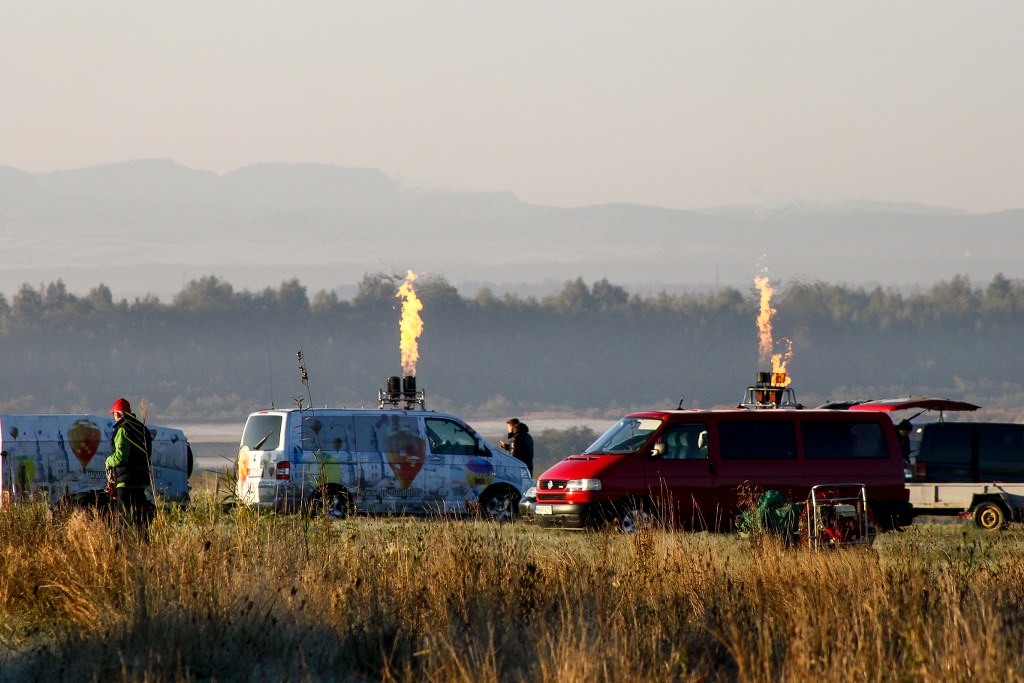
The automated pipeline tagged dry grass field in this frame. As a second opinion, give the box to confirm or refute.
[2,477,1023,682]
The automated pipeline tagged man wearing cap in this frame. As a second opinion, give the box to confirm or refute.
[104,397,154,526]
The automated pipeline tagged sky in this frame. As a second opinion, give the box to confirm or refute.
[1,2,1022,214]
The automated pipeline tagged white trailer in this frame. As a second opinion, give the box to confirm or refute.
[0,414,192,507]
[906,481,1024,531]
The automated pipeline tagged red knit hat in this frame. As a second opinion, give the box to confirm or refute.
[110,397,131,414]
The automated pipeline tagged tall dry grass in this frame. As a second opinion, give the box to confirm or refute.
[1,495,1023,682]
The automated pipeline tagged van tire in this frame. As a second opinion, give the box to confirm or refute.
[308,486,350,520]
[974,501,1007,531]
[618,499,656,533]
[479,486,520,523]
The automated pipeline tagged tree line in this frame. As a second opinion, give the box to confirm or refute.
[1,273,1022,421]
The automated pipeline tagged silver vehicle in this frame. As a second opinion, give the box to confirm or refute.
[0,413,192,506]
[236,406,531,521]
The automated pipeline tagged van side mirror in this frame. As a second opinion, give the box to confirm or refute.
[651,442,666,458]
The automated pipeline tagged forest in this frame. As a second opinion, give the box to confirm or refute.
[0,273,1022,422]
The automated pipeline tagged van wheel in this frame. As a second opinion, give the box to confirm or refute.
[618,500,656,533]
[309,487,350,520]
[479,487,520,523]
[974,501,1007,531]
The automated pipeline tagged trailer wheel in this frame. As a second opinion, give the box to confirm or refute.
[973,501,1007,531]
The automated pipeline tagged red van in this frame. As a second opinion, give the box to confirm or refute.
[530,408,913,532]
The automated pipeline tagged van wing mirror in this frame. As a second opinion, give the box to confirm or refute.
[651,442,666,458]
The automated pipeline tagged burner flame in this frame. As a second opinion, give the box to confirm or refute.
[755,275,775,363]
[396,270,423,376]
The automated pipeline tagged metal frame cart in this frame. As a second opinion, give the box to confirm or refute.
[803,483,876,549]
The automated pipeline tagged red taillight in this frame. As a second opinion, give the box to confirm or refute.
[915,462,926,479]
[276,461,291,480]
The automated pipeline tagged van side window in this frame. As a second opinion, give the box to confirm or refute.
[241,415,283,451]
[802,421,889,459]
[300,415,355,452]
[654,424,709,459]
[918,424,972,481]
[425,418,481,456]
[719,420,796,459]
[352,414,421,453]
[979,425,1024,480]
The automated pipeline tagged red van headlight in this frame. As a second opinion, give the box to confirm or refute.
[567,478,602,492]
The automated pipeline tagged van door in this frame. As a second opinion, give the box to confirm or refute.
[644,421,717,529]
[712,417,800,519]
[237,413,286,507]
[423,416,490,514]
[351,413,426,513]
[295,413,359,502]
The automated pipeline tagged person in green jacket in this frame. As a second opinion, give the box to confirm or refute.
[105,397,154,526]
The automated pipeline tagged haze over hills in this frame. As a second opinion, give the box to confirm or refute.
[1,159,1021,299]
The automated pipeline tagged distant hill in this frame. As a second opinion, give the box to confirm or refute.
[1,160,1020,298]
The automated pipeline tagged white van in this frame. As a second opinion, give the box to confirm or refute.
[0,414,192,507]
[235,408,532,520]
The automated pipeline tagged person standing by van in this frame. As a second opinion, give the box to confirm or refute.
[105,397,154,527]
[896,419,914,467]
[499,417,534,477]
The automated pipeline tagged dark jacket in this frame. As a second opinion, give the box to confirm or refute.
[105,412,153,487]
[507,423,534,475]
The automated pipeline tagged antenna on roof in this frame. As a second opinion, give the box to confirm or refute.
[296,349,323,453]
[268,348,275,410]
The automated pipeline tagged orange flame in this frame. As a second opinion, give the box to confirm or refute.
[396,270,424,376]
[771,338,793,387]
[754,275,775,362]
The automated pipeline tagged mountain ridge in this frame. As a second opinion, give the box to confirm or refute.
[1,160,1020,298]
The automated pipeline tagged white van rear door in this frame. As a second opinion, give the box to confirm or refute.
[237,413,285,505]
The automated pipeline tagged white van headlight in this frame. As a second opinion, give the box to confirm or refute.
[567,478,602,492]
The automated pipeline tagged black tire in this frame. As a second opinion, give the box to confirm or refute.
[974,501,1007,531]
[618,498,656,533]
[308,486,350,520]
[479,487,520,523]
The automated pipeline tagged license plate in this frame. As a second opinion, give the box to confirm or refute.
[535,505,553,515]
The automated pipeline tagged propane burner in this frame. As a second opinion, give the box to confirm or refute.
[380,375,426,409]
[739,371,800,409]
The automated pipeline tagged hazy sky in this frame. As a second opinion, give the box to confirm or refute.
[2,2,1021,213]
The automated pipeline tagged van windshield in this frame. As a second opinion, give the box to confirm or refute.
[241,415,284,451]
[584,417,663,454]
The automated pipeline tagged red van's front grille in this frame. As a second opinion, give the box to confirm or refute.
[537,479,568,503]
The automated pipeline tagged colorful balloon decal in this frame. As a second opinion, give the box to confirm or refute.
[67,419,102,472]
[9,427,18,439]
[465,457,495,488]
[383,418,425,489]
[237,447,251,483]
